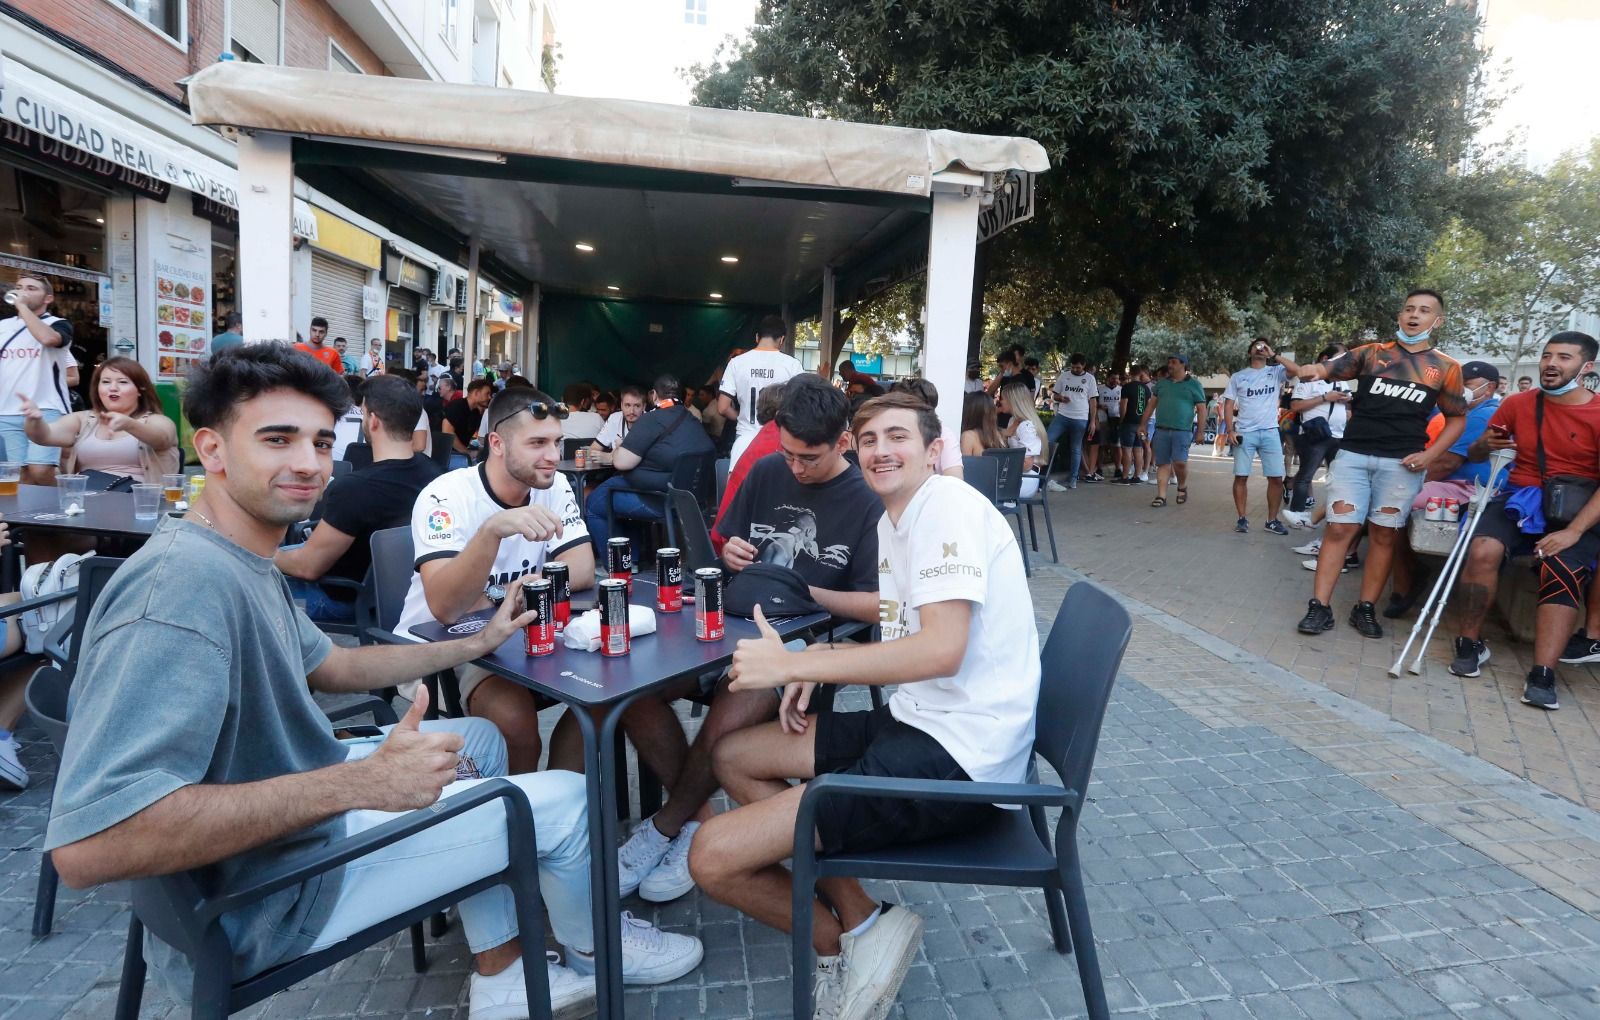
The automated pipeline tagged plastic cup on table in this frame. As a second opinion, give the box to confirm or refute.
[57,474,88,514]
[0,462,19,497]
[162,473,184,504]
[132,484,162,520]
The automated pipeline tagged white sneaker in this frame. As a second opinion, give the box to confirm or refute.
[1280,510,1313,530]
[639,821,698,903]
[1046,479,1068,492]
[1291,538,1322,556]
[569,912,704,985]
[469,953,596,1020]
[0,736,26,791]
[813,955,846,1020]
[837,905,924,1020]
[1138,472,1149,483]
[616,818,671,898]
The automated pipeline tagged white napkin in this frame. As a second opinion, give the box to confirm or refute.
[562,605,657,651]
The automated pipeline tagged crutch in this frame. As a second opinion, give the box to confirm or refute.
[1389,448,1515,677]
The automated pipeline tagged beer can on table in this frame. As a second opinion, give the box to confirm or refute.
[522,578,556,656]
[694,567,725,641]
[656,547,683,613]
[606,537,634,592]
[542,561,572,633]
[598,577,631,656]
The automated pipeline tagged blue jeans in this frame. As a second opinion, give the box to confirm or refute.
[1325,451,1425,529]
[584,473,664,552]
[309,718,595,955]
[0,410,63,465]
[285,576,357,623]
[1047,415,1087,481]
[1231,429,1285,478]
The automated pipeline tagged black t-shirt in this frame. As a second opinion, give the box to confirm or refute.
[421,393,445,434]
[1000,369,1037,393]
[715,454,883,593]
[619,403,715,490]
[320,454,444,595]
[442,397,479,450]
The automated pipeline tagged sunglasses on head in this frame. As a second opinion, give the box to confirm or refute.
[492,400,570,432]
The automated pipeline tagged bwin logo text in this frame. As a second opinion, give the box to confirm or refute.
[1370,378,1427,403]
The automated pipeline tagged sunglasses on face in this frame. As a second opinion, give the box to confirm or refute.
[491,400,570,432]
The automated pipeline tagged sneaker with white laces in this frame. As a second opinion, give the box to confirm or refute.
[1046,479,1068,492]
[639,821,698,903]
[812,955,846,1020]
[616,818,671,898]
[1280,510,1313,529]
[0,736,26,791]
[469,953,596,1020]
[568,912,704,985]
[837,904,924,1020]
[1291,537,1322,556]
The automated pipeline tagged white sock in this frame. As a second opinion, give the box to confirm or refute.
[845,906,881,938]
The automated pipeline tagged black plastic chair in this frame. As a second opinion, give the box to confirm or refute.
[430,430,455,470]
[713,457,731,507]
[113,777,552,1020]
[368,527,463,719]
[561,437,589,460]
[983,447,1032,577]
[666,486,719,574]
[1018,441,1062,563]
[342,443,373,472]
[331,460,354,479]
[604,450,716,553]
[961,454,998,502]
[789,581,1132,1020]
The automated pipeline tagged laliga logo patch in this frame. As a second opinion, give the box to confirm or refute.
[427,508,453,533]
[447,618,487,635]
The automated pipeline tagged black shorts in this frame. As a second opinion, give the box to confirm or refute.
[1101,420,1121,447]
[811,705,998,855]
[1473,496,1600,560]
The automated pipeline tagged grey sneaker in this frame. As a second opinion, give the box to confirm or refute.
[1522,667,1560,710]
[1264,519,1289,536]
[1449,637,1490,678]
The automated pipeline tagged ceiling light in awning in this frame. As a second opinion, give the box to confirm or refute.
[606,285,620,291]
[575,242,595,252]
[709,292,723,300]
[720,255,739,263]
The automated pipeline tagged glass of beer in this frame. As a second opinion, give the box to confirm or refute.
[162,473,184,503]
[0,462,19,497]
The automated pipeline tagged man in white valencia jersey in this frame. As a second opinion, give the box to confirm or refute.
[719,314,804,468]
[0,274,78,485]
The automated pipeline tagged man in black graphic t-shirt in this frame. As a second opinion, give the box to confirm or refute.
[613,374,883,905]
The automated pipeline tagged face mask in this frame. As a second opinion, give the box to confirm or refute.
[1542,377,1581,396]
[1395,327,1432,347]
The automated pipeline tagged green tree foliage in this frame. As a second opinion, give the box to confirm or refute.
[689,0,1489,372]
[1426,140,1600,377]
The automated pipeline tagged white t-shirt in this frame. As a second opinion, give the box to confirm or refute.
[397,464,590,638]
[720,348,804,439]
[0,315,75,414]
[882,475,1041,789]
[415,410,432,457]
[1009,419,1043,459]
[1222,364,1287,434]
[938,424,962,473]
[964,378,986,394]
[594,411,632,450]
[1292,379,1351,438]
[332,407,363,461]
[1049,370,1099,421]
[1101,384,1122,420]
[562,410,606,441]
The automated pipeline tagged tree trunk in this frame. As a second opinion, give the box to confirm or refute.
[1112,288,1143,375]
[966,240,990,366]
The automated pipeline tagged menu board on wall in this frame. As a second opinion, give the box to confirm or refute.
[153,253,211,380]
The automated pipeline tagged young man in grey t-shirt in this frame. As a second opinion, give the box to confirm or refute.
[45,343,701,1014]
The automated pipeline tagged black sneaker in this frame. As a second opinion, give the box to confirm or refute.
[1348,601,1383,639]
[1264,520,1289,536]
[1382,591,1419,619]
[1559,629,1600,664]
[1449,636,1490,677]
[1345,550,1360,568]
[1522,667,1560,710]
[1235,517,1250,534]
[1297,599,1335,634]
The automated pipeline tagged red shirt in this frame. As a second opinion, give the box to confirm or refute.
[711,420,782,553]
[295,342,344,373]
[1487,390,1600,489]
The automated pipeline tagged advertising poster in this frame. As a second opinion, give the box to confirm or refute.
[153,248,211,380]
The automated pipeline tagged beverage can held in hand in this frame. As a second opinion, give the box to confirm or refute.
[656,547,683,613]
[598,577,630,656]
[542,560,571,634]
[606,536,633,592]
[694,567,724,641]
[522,578,556,656]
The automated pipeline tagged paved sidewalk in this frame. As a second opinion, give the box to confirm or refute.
[2,540,1600,1016]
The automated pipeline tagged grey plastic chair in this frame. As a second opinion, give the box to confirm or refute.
[961,454,998,502]
[983,447,1032,577]
[1017,441,1062,562]
[789,581,1132,1020]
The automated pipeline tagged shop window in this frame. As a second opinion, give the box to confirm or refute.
[683,0,706,25]
[108,0,184,44]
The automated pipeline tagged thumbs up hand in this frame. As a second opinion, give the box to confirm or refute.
[360,686,465,811]
[729,604,793,692]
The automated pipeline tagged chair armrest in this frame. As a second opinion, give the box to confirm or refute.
[324,695,398,727]
[315,576,366,595]
[197,779,530,923]
[0,587,78,620]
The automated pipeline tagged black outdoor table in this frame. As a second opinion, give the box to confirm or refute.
[556,458,613,489]
[0,484,163,540]
[383,577,830,1019]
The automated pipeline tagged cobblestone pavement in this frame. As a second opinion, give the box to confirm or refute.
[3,516,1600,1017]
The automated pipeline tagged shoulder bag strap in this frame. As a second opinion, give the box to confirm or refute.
[1536,392,1548,483]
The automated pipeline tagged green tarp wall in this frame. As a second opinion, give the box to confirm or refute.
[537,295,764,396]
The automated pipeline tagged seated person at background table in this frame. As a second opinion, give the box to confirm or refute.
[1,273,81,487]
[615,374,882,905]
[41,343,704,1017]
[690,393,1040,1020]
[17,356,179,484]
[386,369,435,458]
[399,386,599,776]
[584,373,715,552]
[589,386,644,457]
[711,384,786,551]
[443,378,494,469]
[277,376,442,622]
[890,378,962,479]
[593,390,616,423]
[961,391,1006,457]
[560,382,606,442]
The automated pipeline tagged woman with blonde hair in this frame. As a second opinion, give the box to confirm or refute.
[997,380,1048,499]
[18,357,179,483]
